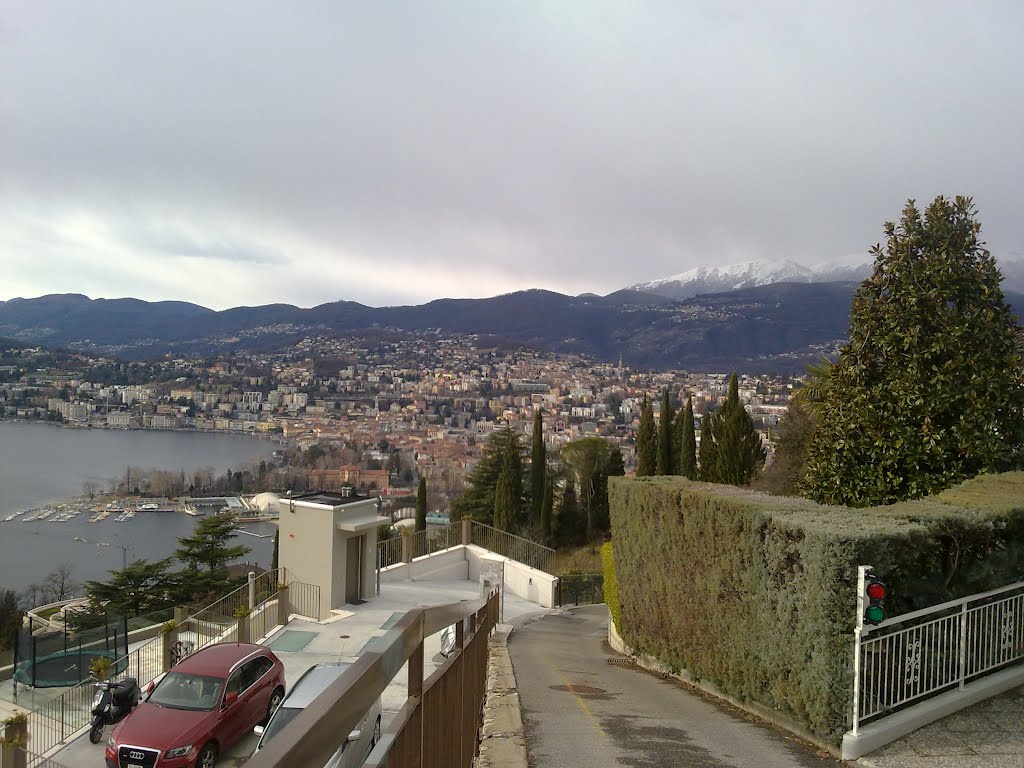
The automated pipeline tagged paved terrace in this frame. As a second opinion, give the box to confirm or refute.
[53,580,552,767]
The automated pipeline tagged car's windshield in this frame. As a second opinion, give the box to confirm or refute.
[260,707,301,745]
[148,672,225,711]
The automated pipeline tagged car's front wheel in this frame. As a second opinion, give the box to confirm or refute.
[196,742,217,768]
[264,686,285,725]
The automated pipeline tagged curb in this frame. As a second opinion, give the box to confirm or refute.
[476,624,528,768]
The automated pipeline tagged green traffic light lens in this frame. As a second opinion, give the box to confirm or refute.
[865,605,886,624]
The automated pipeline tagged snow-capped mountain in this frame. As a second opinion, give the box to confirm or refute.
[627,253,1024,301]
[626,257,870,300]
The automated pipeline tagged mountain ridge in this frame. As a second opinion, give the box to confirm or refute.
[1,283,1021,372]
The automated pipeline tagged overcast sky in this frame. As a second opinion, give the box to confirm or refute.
[2,2,1022,310]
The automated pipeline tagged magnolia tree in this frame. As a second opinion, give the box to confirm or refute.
[802,196,1024,506]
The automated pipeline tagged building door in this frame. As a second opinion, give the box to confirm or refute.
[345,535,362,603]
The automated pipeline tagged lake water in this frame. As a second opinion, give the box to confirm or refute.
[0,421,278,593]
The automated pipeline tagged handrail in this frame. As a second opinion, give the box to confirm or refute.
[245,592,497,768]
[470,521,556,557]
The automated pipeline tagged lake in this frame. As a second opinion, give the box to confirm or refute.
[0,421,278,593]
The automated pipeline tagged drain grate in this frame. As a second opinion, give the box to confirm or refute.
[549,684,607,695]
[606,657,635,668]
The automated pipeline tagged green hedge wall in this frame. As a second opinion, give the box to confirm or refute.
[608,472,1024,744]
[601,542,621,634]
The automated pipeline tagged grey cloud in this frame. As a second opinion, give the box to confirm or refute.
[1,1,1022,308]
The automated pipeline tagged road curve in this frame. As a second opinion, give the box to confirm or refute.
[508,605,846,768]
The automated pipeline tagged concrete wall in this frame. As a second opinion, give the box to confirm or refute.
[278,500,335,617]
[379,546,469,583]
[382,544,558,608]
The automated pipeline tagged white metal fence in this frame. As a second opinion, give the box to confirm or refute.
[853,579,1024,732]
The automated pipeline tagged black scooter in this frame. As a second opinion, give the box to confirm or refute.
[89,677,142,744]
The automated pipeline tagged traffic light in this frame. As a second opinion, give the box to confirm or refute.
[859,566,887,627]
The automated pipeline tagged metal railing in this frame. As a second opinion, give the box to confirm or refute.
[182,569,284,648]
[377,536,403,569]
[852,579,1024,732]
[470,522,556,573]
[246,589,500,768]
[376,520,557,576]
[23,569,292,757]
[285,580,324,621]
[557,574,604,607]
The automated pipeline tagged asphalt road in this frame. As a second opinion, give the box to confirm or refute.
[508,605,846,768]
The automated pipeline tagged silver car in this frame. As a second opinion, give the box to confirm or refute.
[253,662,382,767]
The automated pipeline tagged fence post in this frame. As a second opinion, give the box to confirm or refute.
[462,518,471,547]
[248,571,256,611]
[276,584,290,627]
[958,602,968,689]
[401,529,412,564]
[2,716,28,768]
[162,624,180,673]
[237,613,250,644]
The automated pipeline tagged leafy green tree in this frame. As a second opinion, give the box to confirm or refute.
[753,399,816,496]
[802,196,1024,505]
[674,396,698,478]
[560,437,623,540]
[554,479,583,546]
[493,450,516,532]
[656,388,674,475]
[0,589,23,652]
[530,409,546,524]
[82,558,174,619]
[699,373,766,485]
[635,395,656,476]
[415,477,427,532]
[174,513,250,600]
[450,427,524,525]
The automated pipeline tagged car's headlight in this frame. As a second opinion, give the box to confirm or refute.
[107,735,115,749]
[165,745,193,759]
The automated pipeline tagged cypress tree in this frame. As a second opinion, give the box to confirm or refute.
[698,373,765,485]
[530,409,546,523]
[802,196,1024,505]
[656,388,674,475]
[415,477,427,532]
[636,395,657,476]
[493,450,516,532]
[675,396,697,478]
[540,473,553,540]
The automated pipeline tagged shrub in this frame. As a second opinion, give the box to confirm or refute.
[601,542,620,634]
[609,472,1024,745]
[89,655,113,681]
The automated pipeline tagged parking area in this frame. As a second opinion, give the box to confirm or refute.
[53,580,551,766]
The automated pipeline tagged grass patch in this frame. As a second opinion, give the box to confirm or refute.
[552,542,607,574]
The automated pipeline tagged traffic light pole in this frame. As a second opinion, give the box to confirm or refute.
[852,565,870,736]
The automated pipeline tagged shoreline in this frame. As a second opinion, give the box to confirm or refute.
[0,416,287,444]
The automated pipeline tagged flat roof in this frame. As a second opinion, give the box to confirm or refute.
[290,491,374,506]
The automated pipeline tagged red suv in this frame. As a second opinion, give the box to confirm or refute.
[105,643,285,768]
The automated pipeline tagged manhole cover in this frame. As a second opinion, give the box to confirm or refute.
[549,684,606,695]
[607,657,635,668]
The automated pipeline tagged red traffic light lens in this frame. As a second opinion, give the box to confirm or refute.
[866,581,886,600]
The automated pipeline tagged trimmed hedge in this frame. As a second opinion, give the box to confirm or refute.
[608,472,1024,744]
[601,542,621,634]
